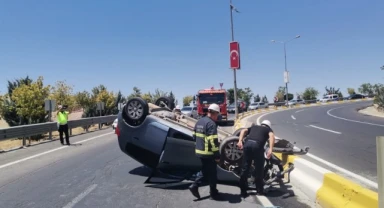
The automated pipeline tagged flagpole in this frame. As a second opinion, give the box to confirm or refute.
[230,0,239,119]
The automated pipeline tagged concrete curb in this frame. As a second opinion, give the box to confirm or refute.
[235,98,378,208]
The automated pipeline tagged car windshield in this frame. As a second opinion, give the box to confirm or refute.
[199,93,225,104]
[181,107,192,111]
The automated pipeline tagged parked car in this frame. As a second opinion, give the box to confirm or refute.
[347,94,365,100]
[287,99,305,106]
[112,118,118,130]
[319,94,339,102]
[247,102,268,111]
[180,106,198,118]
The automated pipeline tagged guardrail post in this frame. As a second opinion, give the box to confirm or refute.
[22,137,26,148]
[69,128,72,136]
[377,136,384,208]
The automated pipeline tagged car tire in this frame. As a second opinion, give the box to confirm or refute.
[219,136,243,165]
[123,97,149,126]
[155,96,175,110]
[232,128,246,137]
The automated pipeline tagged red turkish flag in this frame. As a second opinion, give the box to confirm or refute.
[229,41,240,69]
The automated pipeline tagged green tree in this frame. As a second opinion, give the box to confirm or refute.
[0,76,34,127]
[374,84,384,107]
[127,87,142,99]
[253,94,261,102]
[347,88,356,96]
[183,95,194,106]
[324,86,340,95]
[49,80,75,110]
[275,86,293,101]
[11,76,50,125]
[262,95,269,103]
[75,91,97,118]
[169,91,175,101]
[152,88,168,103]
[227,88,245,104]
[141,92,153,103]
[302,87,319,100]
[96,89,116,115]
[240,87,253,108]
[358,83,374,96]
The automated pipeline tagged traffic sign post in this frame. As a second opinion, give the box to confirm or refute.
[97,102,105,129]
[44,99,56,140]
[284,71,290,83]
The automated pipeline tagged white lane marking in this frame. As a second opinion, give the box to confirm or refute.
[255,194,274,207]
[308,125,341,134]
[62,184,98,208]
[327,106,384,127]
[295,109,306,113]
[291,115,296,120]
[306,153,378,189]
[0,132,114,170]
[254,111,378,189]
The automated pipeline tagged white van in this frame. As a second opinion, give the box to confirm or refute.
[319,94,339,102]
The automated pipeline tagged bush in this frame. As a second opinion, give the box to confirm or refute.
[374,84,384,108]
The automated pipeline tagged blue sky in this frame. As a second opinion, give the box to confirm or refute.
[0,0,383,104]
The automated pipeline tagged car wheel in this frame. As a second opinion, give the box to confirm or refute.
[123,97,149,126]
[155,96,175,110]
[219,136,243,165]
[232,128,246,137]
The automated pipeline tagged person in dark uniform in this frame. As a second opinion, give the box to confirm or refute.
[237,120,275,197]
[189,103,221,200]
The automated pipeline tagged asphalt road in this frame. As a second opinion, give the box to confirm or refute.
[0,127,315,208]
[250,100,382,189]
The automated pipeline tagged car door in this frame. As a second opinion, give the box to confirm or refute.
[157,128,202,172]
[146,128,202,184]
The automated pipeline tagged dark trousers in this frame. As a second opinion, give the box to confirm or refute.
[191,158,218,194]
[239,140,265,192]
[58,124,70,145]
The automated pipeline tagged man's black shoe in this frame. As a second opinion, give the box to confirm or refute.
[189,186,200,199]
[240,191,248,198]
[210,191,221,200]
[257,190,267,196]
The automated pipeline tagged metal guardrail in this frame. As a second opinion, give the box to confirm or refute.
[0,115,117,145]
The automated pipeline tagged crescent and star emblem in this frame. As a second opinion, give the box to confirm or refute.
[230,50,239,60]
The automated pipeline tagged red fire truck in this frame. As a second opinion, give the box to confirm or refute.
[195,87,229,125]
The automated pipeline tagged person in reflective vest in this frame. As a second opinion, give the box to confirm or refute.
[57,105,70,145]
[189,103,222,200]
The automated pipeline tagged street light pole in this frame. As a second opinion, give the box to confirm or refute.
[271,35,301,105]
[284,43,288,105]
[230,0,239,118]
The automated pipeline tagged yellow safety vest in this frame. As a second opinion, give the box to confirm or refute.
[193,117,220,159]
[57,111,69,125]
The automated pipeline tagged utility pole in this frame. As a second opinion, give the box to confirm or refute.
[271,35,301,105]
[230,0,239,118]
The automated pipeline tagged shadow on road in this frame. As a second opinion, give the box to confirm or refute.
[129,166,152,177]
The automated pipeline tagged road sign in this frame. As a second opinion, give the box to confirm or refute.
[118,103,124,110]
[284,71,290,83]
[44,100,56,111]
[230,41,241,69]
[96,102,105,111]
